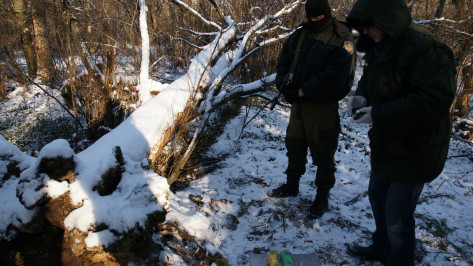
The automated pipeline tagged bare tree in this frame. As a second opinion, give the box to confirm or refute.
[435,0,447,18]
[451,0,472,116]
[12,0,37,77]
[31,0,55,83]
[414,0,472,116]
[161,0,304,185]
[62,0,103,83]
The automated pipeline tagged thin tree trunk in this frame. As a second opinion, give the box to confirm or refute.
[452,0,468,21]
[139,0,150,84]
[32,0,55,83]
[12,0,37,78]
[452,0,473,116]
[148,1,162,58]
[63,0,103,86]
[434,0,447,18]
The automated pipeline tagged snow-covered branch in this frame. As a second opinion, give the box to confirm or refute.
[415,17,473,38]
[255,25,293,35]
[139,0,150,83]
[165,1,304,186]
[171,0,222,31]
[417,16,473,25]
[172,37,207,50]
[180,28,219,37]
[201,1,304,114]
[209,74,277,113]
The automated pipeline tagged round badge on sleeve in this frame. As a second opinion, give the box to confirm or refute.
[343,41,354,56]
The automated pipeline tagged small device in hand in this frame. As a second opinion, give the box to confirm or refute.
[353,108,366,120]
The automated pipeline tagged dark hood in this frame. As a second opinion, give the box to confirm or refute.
[305,0,332,19]
[347,0,412,40]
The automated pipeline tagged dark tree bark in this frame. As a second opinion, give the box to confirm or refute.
[434,0,447,18]
[12,0,37,78]
[451,0,473,116]
[32,0,55,83]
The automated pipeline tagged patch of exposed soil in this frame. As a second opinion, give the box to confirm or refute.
[0,225,63,266]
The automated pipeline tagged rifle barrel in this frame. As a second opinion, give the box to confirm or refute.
[269,73,290,110]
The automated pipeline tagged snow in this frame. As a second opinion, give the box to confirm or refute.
[0,135,38,231]
[0,21,237,247]
[163,102,473,265]
[85,230,118,248]
[1,49,472,266]
[38,139,74,159]
[138,0,155,104]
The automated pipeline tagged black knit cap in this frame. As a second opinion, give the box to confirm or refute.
[305,0,332,18]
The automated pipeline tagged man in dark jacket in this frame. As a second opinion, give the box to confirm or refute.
[268,0,355,220]
[345,0,456,265]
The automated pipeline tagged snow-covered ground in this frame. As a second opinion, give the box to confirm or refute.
[163,100,473,265]
[1,73,472,265]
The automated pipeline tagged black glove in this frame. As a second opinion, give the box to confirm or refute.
[281,84,298,104]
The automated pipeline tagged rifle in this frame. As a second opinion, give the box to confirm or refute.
[269,73,291,110]
[239,73,291,137]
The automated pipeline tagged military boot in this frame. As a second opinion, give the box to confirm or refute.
[307,187,330,219]
[268,176,300,198]
[346,244,387,264]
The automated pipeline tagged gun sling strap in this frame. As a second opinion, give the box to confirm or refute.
[288,28,307,84]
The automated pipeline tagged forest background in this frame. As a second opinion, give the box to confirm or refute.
[1,0,472,161]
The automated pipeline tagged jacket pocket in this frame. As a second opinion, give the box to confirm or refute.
[369,128,411,160]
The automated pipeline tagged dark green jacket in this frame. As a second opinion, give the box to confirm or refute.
[275,19,355,103]
[347,0,457,183]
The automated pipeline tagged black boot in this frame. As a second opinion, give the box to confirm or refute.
[268,176,299,198]
[346,244,387,264]
[307,187,330,219]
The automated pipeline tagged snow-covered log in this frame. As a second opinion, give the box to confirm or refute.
[0,1,304,264]
[165,0,304,184]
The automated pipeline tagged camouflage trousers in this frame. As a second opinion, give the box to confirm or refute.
[285,101,340,189]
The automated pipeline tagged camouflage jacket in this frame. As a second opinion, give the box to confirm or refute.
[275,19,355,104]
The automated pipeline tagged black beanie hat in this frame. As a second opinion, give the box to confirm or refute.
[305,0,332,18]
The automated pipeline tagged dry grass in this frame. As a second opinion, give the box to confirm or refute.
[0,0,471,176]
[148,99,199,179]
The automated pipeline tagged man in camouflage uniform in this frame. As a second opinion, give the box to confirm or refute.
[268,0,355,220]
[345,0,456,265]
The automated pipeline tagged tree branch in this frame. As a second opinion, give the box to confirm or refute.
[416,18,473,38]
[170,0,222,31]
